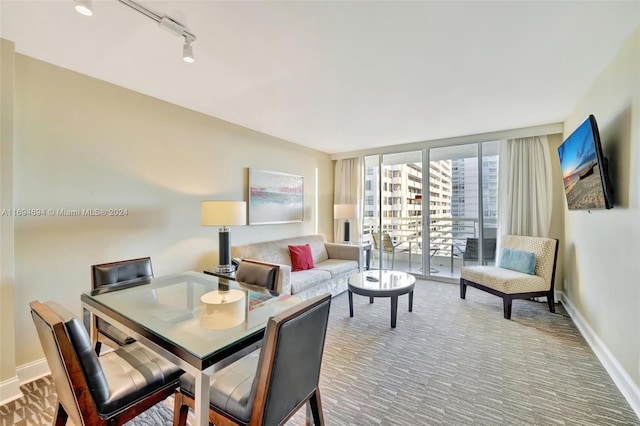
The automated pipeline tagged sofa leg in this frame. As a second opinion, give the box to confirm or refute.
[547,293,556,313]
[460,281,467,299]
[503,297,512,320]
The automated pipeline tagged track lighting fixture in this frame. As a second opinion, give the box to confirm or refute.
[74,0,93,16]
[74,0,196,62]
[182,38,195,63]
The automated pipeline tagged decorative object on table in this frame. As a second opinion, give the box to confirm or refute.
[201,200,247,273]
[248,169,304,225]
[30,300,183,426]
[334,203,358,243]
[174,293,332,426]
[200,289,246,329]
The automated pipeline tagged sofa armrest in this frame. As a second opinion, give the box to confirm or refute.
[325,243,361,265]
[277,264,292,295]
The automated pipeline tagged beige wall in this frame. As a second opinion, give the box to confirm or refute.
[0,40,16,385]
[7,54,334,368]
[561,28,640,387]
[547,133,566,292]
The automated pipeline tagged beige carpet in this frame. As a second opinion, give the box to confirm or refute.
[2,279,638,425]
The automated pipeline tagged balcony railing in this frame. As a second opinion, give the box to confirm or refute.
[362,215,497,276]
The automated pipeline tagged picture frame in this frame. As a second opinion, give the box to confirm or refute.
[249,169,304,225]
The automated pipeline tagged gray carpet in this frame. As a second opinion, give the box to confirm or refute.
[2,279,638,425]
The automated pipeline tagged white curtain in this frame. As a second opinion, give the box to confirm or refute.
[334,158,362,244]
[498,135,552,238]
[498,136,553,303]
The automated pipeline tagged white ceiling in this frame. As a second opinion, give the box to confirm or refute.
[2,1,639,154]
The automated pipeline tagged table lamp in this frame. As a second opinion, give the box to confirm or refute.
[201,201,246,273]
[334,204,358,243]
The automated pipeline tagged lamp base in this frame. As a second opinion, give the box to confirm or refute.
[343,220,351,243]
[214,264,236,273]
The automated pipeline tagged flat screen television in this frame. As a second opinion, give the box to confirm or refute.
[557,114,613,210]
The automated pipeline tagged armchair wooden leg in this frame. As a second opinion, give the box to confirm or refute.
[547,293,556,313]
[460,280,467,299]
[309,389,325,426]
[53,401,68,426]
[503,297,512,320]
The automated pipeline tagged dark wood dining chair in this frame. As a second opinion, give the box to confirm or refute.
[85,257,153,355]
[235,259,280,292]
[173,293,332,426]
[30,300,183,426]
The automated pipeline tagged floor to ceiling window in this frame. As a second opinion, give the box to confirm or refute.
[361,141,499,281]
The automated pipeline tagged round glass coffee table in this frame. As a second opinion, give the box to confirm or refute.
[348,270,416,328]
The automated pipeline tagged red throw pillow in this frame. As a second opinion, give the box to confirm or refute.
[289,244,314,271]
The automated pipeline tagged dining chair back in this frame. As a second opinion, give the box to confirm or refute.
[86,257,153,354]
[235,259,280,292]
[174,293,332,426]
[30,300,182,425]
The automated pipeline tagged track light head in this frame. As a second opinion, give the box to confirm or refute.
[74,0,93,16]
[183,38,195,63]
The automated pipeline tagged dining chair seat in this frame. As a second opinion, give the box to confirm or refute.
[173,293,332,426]
[31,300,183,425]
[179,351,260,422]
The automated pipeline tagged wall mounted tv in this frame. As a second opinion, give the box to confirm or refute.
[558,114,613,210]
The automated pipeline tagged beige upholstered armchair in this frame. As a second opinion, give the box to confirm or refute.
[459,235,559,319]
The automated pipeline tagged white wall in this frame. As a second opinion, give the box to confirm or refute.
[560,27,640,395]
[8,53,334,371]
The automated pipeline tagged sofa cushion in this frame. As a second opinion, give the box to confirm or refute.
[499,248,536,275]
[290,269,332,294]
[461,265,548,294]
[289,244,315,271]
[314,259,359,278]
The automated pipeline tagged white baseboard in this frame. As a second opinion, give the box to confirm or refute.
[0,358,50,407]
[0,376,23,406]
[559,292,640,419]
[16,358,50,385]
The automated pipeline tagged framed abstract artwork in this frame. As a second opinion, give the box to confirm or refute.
[249,169,304,225]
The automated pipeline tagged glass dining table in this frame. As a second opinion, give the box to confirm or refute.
[81,271,301,426]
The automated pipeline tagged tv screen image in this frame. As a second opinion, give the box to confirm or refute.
[557,115,613,210]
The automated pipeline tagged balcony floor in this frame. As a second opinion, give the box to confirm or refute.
[369,252,494,281]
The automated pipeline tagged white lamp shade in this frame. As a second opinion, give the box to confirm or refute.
[201,201,246,226]
[334,204,358,220]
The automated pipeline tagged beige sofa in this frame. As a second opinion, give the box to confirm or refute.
[231,234,360,300]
